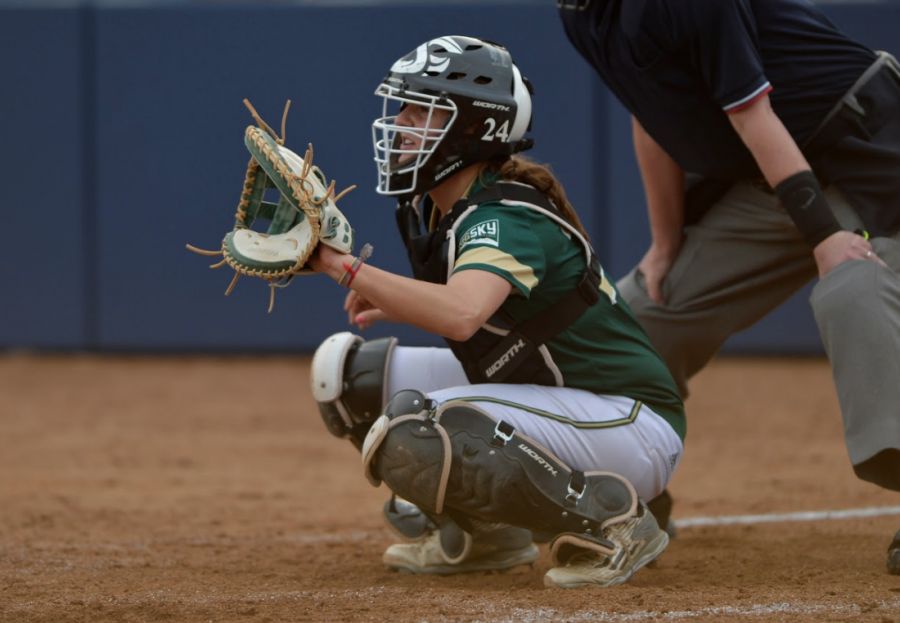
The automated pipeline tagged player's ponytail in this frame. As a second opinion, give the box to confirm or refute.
[481,156,590,242]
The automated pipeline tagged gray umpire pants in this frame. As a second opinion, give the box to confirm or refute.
[617,180,900,491]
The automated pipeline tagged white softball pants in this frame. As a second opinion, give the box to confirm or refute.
[384,345,683,502]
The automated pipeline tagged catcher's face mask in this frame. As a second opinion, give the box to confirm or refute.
[372,85,457,197]
[373,36,534,198]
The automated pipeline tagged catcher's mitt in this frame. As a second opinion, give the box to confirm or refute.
[187,99,357,312]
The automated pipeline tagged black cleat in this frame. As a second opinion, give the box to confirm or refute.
[646,489,677,539]
[888,529,900,575]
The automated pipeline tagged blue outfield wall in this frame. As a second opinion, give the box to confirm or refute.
[0,7,89,349]
[0,1,898,354]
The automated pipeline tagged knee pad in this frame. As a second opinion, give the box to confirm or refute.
[361,391,638,549]
[311,331,397,449]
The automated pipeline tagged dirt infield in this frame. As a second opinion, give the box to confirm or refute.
[2,353,900,622]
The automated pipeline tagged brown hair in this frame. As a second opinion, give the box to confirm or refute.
[480,155,590,241]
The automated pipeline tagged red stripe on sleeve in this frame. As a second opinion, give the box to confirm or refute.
[726,85,774,114]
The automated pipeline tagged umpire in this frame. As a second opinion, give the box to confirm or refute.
[558,0,900,573]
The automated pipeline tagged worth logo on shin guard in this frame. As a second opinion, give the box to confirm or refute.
[518,444,559,476]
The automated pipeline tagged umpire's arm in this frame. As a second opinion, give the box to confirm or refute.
[631,116,686,304]
[727,94,880,276]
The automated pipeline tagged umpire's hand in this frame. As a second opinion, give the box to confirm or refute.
[637,242,680,304]
[814,230,887,277]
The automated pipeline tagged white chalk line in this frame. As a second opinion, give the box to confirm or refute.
[676,504,900,528]
[483,598,900,622]
[286,504,900,542]
[8,505,899,554]
[5,588,900,622]
[470,598,900,622]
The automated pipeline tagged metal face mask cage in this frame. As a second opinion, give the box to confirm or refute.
[372,85,458,196]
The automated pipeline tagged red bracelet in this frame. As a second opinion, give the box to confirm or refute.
[338,244,373,288]
[340,261,362,287]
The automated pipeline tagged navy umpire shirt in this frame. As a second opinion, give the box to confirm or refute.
[559,0,875,180]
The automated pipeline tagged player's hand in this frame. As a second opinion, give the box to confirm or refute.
[637,242,680,304]
[344,290,390,330]
[307,243,348,279]
[813,230,887,278]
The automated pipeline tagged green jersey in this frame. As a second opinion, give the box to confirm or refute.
[451,192,686,440]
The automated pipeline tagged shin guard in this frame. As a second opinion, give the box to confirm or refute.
[362,392,638,551]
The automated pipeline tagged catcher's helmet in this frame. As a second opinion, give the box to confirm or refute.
[372,36,534,198]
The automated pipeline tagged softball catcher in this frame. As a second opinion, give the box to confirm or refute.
[307,36,686,588]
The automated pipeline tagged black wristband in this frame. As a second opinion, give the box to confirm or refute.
[773,171,842,247]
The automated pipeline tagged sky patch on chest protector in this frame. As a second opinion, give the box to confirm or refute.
[459,219,500,250]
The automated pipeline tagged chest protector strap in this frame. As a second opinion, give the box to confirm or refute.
[463,185,602,382]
